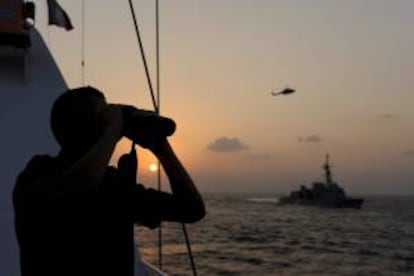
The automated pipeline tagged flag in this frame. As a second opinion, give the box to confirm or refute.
[47,0,74,31]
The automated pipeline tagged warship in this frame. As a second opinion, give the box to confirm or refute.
[280,155,364,209]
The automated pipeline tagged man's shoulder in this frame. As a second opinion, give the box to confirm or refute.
[24,155,55,174]
[16,155,55,184]
[28,154,55,166]
[14,155,56,205]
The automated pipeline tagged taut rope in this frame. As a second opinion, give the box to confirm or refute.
[127,1,198,275]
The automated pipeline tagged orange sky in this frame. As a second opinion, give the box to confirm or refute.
[35,0,414,194]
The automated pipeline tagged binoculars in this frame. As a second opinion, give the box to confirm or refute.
[120,105,176,142]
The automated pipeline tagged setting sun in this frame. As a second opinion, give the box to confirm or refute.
[149,163,158,172]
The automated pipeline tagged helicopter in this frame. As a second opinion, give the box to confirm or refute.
[271,87,296,96]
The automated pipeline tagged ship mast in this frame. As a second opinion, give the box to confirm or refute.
[324,154,333,185]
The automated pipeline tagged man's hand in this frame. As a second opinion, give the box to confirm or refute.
[118,147,138,184]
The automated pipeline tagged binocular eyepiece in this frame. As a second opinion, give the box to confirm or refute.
[120,105,176,142]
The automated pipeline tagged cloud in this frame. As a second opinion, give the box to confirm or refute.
[402,150,414,157]
[380,113,396,120]
[298,135,323,143]
[207,137,248,153]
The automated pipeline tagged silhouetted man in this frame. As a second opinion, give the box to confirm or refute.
[13,87,205,276]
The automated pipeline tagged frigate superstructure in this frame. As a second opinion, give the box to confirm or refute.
[280,155,364,209]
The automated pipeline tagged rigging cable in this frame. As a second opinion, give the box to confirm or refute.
[81,0,85,85]
[182,223,198,276]
[155,0,163,270]
[127,0,161,269]
[127,0,157,110]
[127,1,198,275]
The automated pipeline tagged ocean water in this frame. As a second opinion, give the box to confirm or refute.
[135,194,414,275]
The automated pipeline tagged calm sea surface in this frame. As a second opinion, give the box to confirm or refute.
[135,194,414,275]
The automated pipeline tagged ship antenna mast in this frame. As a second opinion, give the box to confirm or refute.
[324,154,333,185]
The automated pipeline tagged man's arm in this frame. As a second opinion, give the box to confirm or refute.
[147,140,206,224]
[58,105,124,189]
[17,105,124,199]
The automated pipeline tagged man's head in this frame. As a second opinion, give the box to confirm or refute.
[51,86,108,152]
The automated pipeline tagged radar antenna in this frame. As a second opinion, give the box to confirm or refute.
[324,154,333,185]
